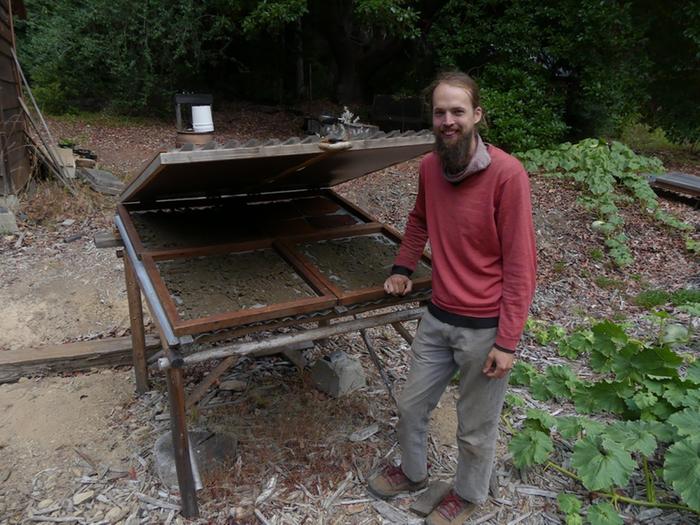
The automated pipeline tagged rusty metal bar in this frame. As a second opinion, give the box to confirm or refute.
[115,214,185,348]
[123,255,149,394]
[157,307,425,370]
[165,362,199,517]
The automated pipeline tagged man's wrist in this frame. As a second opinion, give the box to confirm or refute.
[494,343,515,354]
[391,265,413,277]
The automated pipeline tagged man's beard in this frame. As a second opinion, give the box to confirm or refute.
[435,130,474,175]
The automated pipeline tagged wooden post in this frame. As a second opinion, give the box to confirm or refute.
[124,255,149,394]
[391,321,414,345]
[166,364,199,517]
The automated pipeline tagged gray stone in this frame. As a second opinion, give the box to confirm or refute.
[78,168,124,196]
[0,208,19,234]
[154,431,238,490]
[409,481,451,517]
[0,195,19,211]
[310,351,366,397]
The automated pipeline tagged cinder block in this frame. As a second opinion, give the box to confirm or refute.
[0,207,19,234]
[310,350,366,397]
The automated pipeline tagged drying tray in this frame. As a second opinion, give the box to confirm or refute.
[116,131,435,340]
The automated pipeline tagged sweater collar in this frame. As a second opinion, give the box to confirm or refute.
[442,134,492,184]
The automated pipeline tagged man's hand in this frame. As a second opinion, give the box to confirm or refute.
[482,347,515,379]
[384,274,413,296]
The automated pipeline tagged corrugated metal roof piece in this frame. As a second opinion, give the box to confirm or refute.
[120,130,434,203]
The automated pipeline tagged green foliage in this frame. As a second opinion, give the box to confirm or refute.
[586,502,623,525]
[517,139,694,266]
[479,65,568,151]
[509,428,554,469]
[634,290,671,309]
[508,317,700,515]
[663,438,700,511]
[557,493,582,515]
[509,361,537,386]
[558,329,595,359]
[571,436,636,491]
[671,289,700,307]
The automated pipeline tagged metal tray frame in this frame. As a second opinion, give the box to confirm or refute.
[118,188,431,337]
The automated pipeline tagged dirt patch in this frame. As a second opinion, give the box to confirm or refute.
[0,370,133,516]
[0,237,130,351]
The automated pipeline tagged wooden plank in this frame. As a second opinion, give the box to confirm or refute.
[326,189,378,224]
[186,355,240,409]
[148,238,273,261]
[275,238,344,298]
[0,335,160,384]
[94,230,124,248]
[338,275,432,306]
[172,295,338,336]
[281,222,383,244]
[193,290,431,346]
[272,239,336,297]
[0,34,11,59]
[0,81,19,112]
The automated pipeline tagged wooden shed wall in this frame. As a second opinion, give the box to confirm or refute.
[0,0,30,196]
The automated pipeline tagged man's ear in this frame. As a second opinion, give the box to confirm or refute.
[474,106,483,125]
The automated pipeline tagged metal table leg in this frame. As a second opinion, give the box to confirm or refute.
[165,350,199,517]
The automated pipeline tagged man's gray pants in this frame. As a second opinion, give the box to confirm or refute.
[397,311,509,504]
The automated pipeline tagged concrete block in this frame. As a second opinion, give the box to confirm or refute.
[409,481,451,517]
[78,167,124,195]
[310,350,366,397]
[154,430,238,490]
[0,196,19,211]
[0,207,19,234]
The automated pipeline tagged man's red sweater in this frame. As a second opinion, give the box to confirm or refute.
[394,145,537,351]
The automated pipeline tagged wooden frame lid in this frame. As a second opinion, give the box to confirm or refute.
[119,131,434,203]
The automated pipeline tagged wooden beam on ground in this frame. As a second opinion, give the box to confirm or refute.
[0,335,160,384]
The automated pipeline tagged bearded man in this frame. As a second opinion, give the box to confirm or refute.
[367,71,537,525]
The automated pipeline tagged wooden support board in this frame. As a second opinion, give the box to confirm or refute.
[0,335,161,384]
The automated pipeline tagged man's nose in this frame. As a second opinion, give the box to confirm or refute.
[444,112,455,125]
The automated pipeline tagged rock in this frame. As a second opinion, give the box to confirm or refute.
[154,431,238,490]
[0,207,19,234]
[61,218,76,227]
[310,351,366,397]
[77,168,124,196]
[73,490,95,505]
[105,506,128,523]
[219,379,247,392]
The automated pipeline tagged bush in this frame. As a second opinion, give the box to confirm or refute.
[478,66,567,152]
